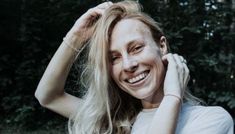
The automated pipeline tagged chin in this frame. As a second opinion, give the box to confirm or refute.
[132,87,158,100]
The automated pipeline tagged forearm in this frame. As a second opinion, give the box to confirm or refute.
[147,96,181,134]
[35,35,82,105]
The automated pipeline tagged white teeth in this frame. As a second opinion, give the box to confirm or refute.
[127,72,148,84]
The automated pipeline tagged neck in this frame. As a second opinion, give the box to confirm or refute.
[141,86,164,109]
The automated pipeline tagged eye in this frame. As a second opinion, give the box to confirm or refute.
[112,56,118,61]
[132,45,144,54]
[110,55,120,64]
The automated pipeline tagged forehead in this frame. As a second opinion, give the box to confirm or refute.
[110,19,152,50]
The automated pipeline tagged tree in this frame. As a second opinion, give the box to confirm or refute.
[0,0,234,131]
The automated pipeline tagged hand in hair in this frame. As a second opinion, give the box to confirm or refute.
[65,1,113,44]
[35,2,112,118]
[162,53,190,100]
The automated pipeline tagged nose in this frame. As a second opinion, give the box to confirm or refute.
[122,56,138,73]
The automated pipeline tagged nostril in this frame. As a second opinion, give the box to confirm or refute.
[122,57,138,72]
[130,66,137,71]
[124,65,138,72]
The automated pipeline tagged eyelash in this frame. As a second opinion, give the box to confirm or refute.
[111,45,144,64]
[111,56,119,61]
[132,45,143,53]
[110,55,120,64]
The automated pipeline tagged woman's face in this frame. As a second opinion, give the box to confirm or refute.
[109,19,166,100]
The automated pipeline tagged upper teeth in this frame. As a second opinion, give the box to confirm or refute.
[127,72,148,84]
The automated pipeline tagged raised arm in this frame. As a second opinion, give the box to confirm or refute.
[147,53,190,134]
[35,2,113,118]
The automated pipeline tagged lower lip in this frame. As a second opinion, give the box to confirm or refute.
[127,71,150,88]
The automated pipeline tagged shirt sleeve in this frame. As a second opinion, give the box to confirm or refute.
[186,106,234,134]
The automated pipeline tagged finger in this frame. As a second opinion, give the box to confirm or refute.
[96,1,113,9]
[78,8,105,28]
[179,56,188,76]
[162,53,177,69]
[179,56,187,64]
[84,1,113,18]
[173,54,184,88]
[179,56,189,91]
[173,54,184,70]
[182,61,190,86]
[87,8,104,17]
[89,2,113,18]
[179,55,189,84]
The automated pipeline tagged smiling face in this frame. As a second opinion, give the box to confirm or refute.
[109,19,167,101]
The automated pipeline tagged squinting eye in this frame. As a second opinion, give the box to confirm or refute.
[112,57,118,61]
[134,46,142,51]
[111,56,120,64]
[133,45,143,53]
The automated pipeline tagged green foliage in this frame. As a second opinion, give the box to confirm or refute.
[0,0,234,130]
[142,0,235,113]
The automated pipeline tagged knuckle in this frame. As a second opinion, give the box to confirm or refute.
[185,68,189,73]
[88,8,94,12]
[168,53,173,56]
[178,65,184,70]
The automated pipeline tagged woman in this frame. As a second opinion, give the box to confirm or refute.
[35,1,234,134]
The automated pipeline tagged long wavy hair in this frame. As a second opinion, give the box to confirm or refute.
[69,1,202,134]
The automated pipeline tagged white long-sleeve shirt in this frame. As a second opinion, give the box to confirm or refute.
[131,103,234,134]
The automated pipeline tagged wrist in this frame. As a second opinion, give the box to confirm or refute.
[164,94,182,103]
[64,33,84,47]
[63,33,86,52]
[62,38,81,53]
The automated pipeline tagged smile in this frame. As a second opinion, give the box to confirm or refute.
[126,71,149,84]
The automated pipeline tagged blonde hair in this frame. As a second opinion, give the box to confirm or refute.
[69,1,202,134]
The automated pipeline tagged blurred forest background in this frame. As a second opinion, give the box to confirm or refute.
[0,0,234,133]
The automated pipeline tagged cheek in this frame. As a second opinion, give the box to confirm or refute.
[141,49,162,65]
[148,50,165,82]
[110,64,120,82]
[110,65,128,92]
[154,59,166,83]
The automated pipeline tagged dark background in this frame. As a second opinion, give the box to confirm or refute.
[0,0,234,133]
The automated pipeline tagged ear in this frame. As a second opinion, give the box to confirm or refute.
[159,36,168,55]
